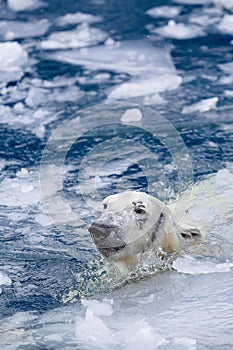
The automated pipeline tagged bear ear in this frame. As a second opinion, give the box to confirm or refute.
[178,223,202,242]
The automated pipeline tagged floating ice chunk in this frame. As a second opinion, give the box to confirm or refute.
[224,89,233,97]
[40,23,107,50]
[182,97,218,114]
[0,19,50,40]
[0,272,12,286]
[189,14,220,27]
[146,6,181,18]
[76,309,115,345]
[173,256,233,274]
[34,213,52,226]
[143,93,165,105]
[218,61,233,74]
[172,0,211,4]
[108,74,182,99]
[0,42,28,82]
[0,170,40,206]
[150,20,206,39]
[214,0,233,11]
[81,299,113,316]
[57,12,102,27]
[117,319,165,350]
[121,108,142,123]
[8,0,46,12]
[218,15,233,35]
[46,40,176,77]
[215,169,233,191]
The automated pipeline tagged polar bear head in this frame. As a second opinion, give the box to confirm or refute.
[88,191,202,270]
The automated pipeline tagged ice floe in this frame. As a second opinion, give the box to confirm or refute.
[57,12,102,27]
[149,20,206,39]
[217,15,233,35]
[40,23,107,50]
[0,19,50,40]
[146,6,181,19]
[0,272,12,286]
[182,97,219,113]
[108,74,182,100]
[7,0,46,12]
[173,255,233,274]
[214,0,233,11]
[0,41,28,83]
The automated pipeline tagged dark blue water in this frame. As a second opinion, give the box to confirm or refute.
[0,0,233,348]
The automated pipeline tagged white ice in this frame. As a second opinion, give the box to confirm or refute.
[218,15,233,35]
[214,0,233,11]
[146,6,181,19]
[57,12,102,27]
[7,0,46,12]
[0,271,12,286]
[149,20,206,39]
[173,255,233,274]
[40,23,107,50]
[182,97,219,114]
[121,108,142,122]
[108,74,182,99]
[0,41,28,83]
[0,19,50,40]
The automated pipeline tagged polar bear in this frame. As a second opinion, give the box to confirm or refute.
[88,191,202,271]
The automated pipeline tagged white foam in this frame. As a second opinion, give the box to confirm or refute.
[218,15,233,35]
[0,19,50,40]
[121,108,142,122]
[8,0,46,12]
[108,74,182,100]
[146,6,181,18]
[40,23,107,50]
[0,272,12,286]
[182,97,218,114]
[173,256,233,274]
[150,20,206,39]
[57,12,102,27]
[0,42,28,83]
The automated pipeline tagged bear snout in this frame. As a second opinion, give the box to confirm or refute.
[88,221,118,243]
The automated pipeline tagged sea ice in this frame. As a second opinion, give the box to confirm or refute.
[40,23,107,50]
[218,15,233,35]
[149,20,206,39]
[0,41,28,83]
[57,12,102,27]
[0,19,50,40]
[182,97,218,113]
[121,108,142,122]
[108,74,182,99]
[173,255,233,274]
[146,6,181,18]
[7,0,46,12]
[0,272,12,286]
[214,0,233,11]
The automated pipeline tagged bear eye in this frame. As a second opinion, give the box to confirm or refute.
[103,203,107,209]
[134,207,146,214]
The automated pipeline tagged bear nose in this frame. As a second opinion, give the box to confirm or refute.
[88,221,117,241]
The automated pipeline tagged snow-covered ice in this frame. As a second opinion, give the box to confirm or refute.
[0,41,28,83]
[146,6,181,19]
[57,12,102,27]
[0,19,50,40]
[40,23,108,50]
[108,74,182,100]
[217,15,233,35]
[149,20,206,39]
[182,97,219,114]
[173,255,233,274]
[7,0,46,12]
